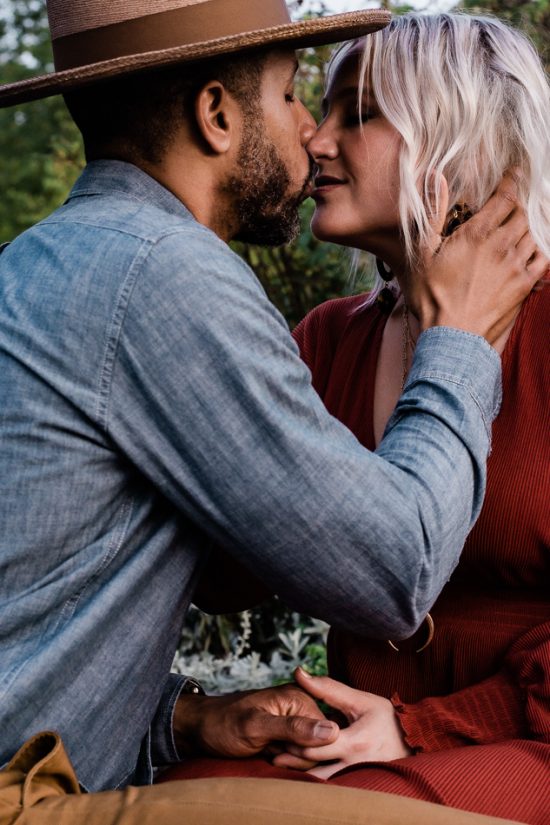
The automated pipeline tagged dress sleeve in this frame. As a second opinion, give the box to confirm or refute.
[392,621,550,750]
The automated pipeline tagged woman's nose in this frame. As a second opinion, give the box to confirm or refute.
[307,120,338,160]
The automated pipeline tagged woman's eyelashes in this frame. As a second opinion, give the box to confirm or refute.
[344,106,375,127]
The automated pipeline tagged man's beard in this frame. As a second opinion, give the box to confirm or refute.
[223,119,313,247]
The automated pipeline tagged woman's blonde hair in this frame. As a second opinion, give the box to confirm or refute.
[327,12,550,291]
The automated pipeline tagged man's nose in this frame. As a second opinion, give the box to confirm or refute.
[297,99,317,145]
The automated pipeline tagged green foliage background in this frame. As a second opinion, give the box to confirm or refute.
[0,1,82,240]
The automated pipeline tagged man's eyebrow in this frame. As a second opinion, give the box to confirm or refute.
[289,57,300,79]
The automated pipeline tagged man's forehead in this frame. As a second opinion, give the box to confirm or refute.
[264,48,299,77]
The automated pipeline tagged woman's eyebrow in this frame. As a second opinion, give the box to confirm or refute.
[321,86,370,115]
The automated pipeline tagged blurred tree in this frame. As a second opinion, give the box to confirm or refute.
[0,0,83,241]
[459,0,550,71]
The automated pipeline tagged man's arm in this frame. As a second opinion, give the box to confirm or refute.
[192,546,272,614]
[107,179,545,641]
[150,673,339,767]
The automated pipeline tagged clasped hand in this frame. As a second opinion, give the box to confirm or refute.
[272,668,412,779]
[173,668,410,780]
[173,680,339,760]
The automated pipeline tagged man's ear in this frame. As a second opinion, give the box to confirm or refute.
[194,81,239,155]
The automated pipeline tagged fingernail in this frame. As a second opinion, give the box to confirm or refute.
[296,666,312,679]
[314,721,337,741]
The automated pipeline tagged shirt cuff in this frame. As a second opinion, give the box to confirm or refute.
[150,673,204,766]
[409,327,502,435]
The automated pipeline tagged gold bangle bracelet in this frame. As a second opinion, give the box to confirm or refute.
[388,612,434,653]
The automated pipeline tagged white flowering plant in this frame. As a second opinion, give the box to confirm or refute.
[172,597,328,694]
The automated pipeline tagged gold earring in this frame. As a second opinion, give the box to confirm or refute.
[444,203,473,237]
[376,258,396,315]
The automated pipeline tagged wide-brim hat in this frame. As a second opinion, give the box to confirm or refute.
[0,0,391,108]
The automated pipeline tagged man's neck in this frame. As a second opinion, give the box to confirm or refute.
[137,151,236,243]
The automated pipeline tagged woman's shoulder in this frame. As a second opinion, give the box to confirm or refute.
[292,294,383,390]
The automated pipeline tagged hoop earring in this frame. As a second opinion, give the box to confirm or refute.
[376,258,396,315]
[443,203,473,237]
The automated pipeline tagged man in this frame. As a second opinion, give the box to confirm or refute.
[0,1,544,822]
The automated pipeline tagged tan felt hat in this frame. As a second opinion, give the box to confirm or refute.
[0,0,391,108]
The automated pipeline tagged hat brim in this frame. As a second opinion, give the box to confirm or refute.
[0,10,390,108]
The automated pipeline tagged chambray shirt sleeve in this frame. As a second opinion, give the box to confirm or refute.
[106,227,501,642]
[150,673,190,765]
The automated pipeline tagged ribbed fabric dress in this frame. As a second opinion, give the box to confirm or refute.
[162,287,550,824]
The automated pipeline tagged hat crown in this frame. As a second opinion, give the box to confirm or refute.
[0,1,390,108]
[47,0,219,40]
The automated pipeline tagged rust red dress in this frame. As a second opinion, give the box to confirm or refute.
[162,288,550,824]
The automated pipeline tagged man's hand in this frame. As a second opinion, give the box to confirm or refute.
[173,681,339,759]
[406,171,549,346]
[272,668,412,779]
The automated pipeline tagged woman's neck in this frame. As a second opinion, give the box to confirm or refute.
[372,268,517,447]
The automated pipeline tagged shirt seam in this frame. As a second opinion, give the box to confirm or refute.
[94,228,256,432]
[406,372,495,436]
[41,216,218,248]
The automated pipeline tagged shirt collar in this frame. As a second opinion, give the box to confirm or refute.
[67,160,193,221]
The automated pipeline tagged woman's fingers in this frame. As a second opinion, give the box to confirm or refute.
[495,209,530,247]
[308,760,346,780]
[272,751,319,771]
[515,229,537,263]
[515,233,550,282]
[279,734,350,764]
[294,667,362,718]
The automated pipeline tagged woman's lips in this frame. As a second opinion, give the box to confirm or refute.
[312,175,346,196]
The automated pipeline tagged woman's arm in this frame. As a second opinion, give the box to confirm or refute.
[275,622,550,777]
[393,620,550,752]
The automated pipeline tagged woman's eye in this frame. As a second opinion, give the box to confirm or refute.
[346,109,374,126]
[285,93,295,103]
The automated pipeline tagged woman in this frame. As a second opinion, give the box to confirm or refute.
[164,13,550,822]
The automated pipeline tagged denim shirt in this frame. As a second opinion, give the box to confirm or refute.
[0,161,501,791]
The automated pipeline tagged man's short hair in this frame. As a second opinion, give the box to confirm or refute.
[64,50,267,164]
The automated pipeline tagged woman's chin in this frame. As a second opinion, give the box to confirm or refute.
[310,215,346,244]
[310,218,362,249]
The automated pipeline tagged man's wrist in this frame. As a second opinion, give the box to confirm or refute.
[179,676,205,697]
[173,690,210,757]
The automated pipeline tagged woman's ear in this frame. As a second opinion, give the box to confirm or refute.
[194,81,239,155]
